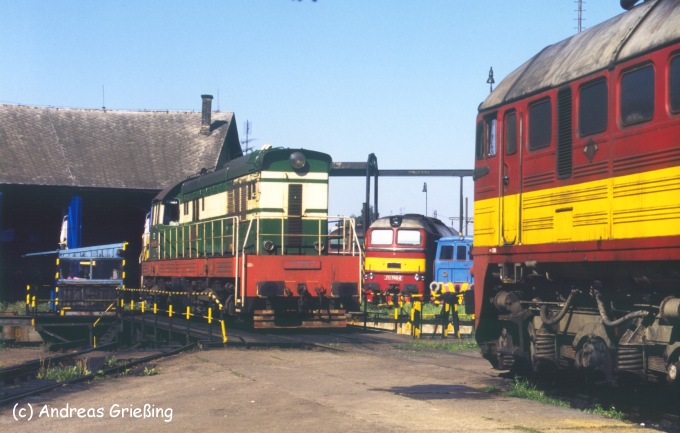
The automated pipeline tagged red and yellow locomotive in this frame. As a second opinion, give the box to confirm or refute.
[473,0,680,384]
[363,214,455,304]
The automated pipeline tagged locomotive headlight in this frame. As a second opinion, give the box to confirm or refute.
[263,240,275,253]
[415,274,421,281]
[289,151,307,170]
[365,272,374,280]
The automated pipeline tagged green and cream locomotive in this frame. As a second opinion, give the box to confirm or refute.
[141,146,362,327]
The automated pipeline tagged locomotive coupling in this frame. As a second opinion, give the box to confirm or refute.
[659,297,680,324]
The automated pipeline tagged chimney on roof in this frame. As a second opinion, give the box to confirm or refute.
[200,94,213,135]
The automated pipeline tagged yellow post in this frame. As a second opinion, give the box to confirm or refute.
[141,300,145,314]
[185,306,190,320]
[55,287,59,307]
[169,304,173,318]
[94,336,97,348]
[208,307,212,324]
[443,303,450,337]
[220,320,227,343]
[412,301,422,339]
[31,295,36,309]
[26,285,30,306]
[394,307,399,321]
[130,299,135,311]
[154,303,157,315]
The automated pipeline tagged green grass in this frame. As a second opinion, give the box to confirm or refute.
[37,358,91,382]
[583,404,625,420]
[481,379,625,420]
[393,339,479,353]
[360,301,474,322]
[104,356,121,368]
[142,366,158,376]
[1,300,51,314]
[504,379,570,407]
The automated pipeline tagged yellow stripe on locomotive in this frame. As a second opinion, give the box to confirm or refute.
[364,256,426,273]
[474,165,680,247]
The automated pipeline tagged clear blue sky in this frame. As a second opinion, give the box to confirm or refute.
[0,0,625,231]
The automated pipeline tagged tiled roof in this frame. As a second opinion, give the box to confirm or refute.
[0,104,242,190]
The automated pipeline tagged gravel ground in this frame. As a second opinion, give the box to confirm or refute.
[0,338,662,433]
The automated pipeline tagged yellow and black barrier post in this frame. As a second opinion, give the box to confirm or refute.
[25,284,31,315]
[441,303,450,338]
[185,304,191,345]
[168,301,173,344]
[410,300,422,339]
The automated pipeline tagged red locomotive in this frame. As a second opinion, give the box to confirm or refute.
[473,0,680,385]
[363,214,455,304]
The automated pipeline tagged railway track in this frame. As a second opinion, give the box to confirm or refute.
[0,343,194,407]
[1,343,119,386]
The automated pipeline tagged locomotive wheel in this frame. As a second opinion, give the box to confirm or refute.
[225,294,236,316]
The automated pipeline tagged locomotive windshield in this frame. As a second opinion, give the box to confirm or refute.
[396,230,421,246]
[369,229,393,245]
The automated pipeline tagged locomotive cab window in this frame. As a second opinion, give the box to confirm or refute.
[439,245,453,260]
[475,113,497,159]
[620,64,654,126]
[456,245,467,261]
[529,98,552,150]
[671,54,680,113]
[396,230,421,246]
[369,229,393,246]
[163,200,180,225]
[579,79,608,136]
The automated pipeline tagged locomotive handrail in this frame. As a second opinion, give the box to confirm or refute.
[149,215,362,261]
[116,287,228,344]
[147,214,362,311]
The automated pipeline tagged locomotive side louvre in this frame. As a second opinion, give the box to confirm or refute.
[141,147,362,328]
[473,0,680,384]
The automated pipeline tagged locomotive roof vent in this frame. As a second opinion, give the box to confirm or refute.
[200,94,213,136]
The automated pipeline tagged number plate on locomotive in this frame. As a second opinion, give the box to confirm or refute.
[283,260,322,270]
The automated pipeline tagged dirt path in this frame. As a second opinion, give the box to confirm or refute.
[0,341,655,433]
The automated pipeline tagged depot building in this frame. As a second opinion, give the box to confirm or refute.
[0,95,242,299]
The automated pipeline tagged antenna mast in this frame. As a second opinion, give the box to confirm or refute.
[240,120,256,153]
[575,0,585,33]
